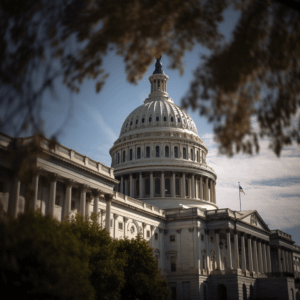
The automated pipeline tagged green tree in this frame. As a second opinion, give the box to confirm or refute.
[115,234,168,300]
[61,213,126,300]
[0,211,94,300]
[1,0,299,156]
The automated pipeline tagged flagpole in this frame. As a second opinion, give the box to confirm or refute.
[238,182,241,211]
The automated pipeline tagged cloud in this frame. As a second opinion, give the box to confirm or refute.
[205,135,300,231]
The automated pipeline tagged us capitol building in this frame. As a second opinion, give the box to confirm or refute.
[0,59,299,300]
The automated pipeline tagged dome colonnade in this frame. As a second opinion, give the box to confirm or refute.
[110,58,217,210]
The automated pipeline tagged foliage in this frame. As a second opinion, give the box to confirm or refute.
[115,234,168,300]
[0,211,94,300]
[2,0,298,155]
[61,213,125,300]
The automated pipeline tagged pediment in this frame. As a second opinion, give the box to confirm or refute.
[239,211,270,231]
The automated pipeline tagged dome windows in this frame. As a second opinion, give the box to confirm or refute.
[123,151,126,162]
[165,146,169,157]
[164,116,167,122]
[165,178,171,195]
[136,119,138,124]
[145,178,150,196]
[130,121,132,126]
[178,118,180,122]
[149,117,152,122]
[142,118,145,123]
[156,146,160,157]
[137,147,141,159]
[155,178,160,196]
[146,146,150,158]
[130,149,133,161]
[156,116,159,121]
[183,147,187,159]
[174,146,178,158]
[171,116,174,122]
[126,123,128,128]
[190,149,193,161]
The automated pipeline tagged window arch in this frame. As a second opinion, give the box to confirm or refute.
[155,178,160,195]
[156,146,160,157]
[190,149,193,160]
[146,146,150,158]
[175,178,180,196]
[130,149,133,161]
[174,146,178,158]
[183,147,187,159]
[118,153,120,164]
[165,146,169,157]
[145,178,150,196]
[165,178,171,195]
[137,147,141,159]
[123,150,126,163]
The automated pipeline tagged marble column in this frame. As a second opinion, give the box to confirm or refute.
[191,174,195,199]
[113,214,118,238]
[205,178,209,201]
[262,242,268,274]
[214,182,216,203]
[289,252,294,274]
[215,230,221,270]
[124,217,128,239]
[100,209,105,228]
[80,185,87,218]
[105,194,113,234]
[247,235,254,273]
[171,172,176,197]
[234,230,240,270]
[258,240,264,273]
[143,223,147,239]
[120,176,124,194]
[139,172,143,198]
[181,173,186,198]
[8,177,21,218]
[240,233,247,272]
[150,172,154,198]
[252,238,259,273]
[161,172,165,197]
[205,229,210,273]
[64,180,73,219]
[266,244,272,274]
[195,179,199,199]
[285,250,289,273]
[48,174,58,217]
[226,229,233,269]
[130,174,133,197]
[200,176,203,200]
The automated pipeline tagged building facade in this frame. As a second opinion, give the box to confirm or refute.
[0,59,299,300]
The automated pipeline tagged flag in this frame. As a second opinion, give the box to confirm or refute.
[239,185,245,195]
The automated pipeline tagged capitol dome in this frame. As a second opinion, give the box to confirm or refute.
[110,58,217,210]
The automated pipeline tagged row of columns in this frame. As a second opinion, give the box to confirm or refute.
[277,247,294,274]
[119,172,216,203]
[205,230,273,275]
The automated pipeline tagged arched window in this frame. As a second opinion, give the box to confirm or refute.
[149,117,152,122]
[146,146,150,158]
[174,146,178,158]
[156,146,160,157]
[183,147,187,159]
[145,178,150,196]
[137,147,141,159]
[155,178,160,195]
[130,149,133,161]
[118,153,120,164]
[190,149,193,160]
[164,116,167,121]
[130,121,132,126]
[178,118,180,122]
[217,284,227,300]
[123,150,126,162]
[250,285,254,300]
[185,179,188,197]
[165,146,169,157]
[156,116,159,121]
[142,118,145,123]
[243,284,247,300]
[171,116,174,122]
[196,150,199,162]
[175,178,180,196]
[136,179,139,197]
[165,178,170,195]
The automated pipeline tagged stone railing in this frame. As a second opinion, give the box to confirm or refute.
[206,208,235,218]
[271,230,292,240]
[114,192,165,217]
[0,132,115,179]
[165,207,206,219]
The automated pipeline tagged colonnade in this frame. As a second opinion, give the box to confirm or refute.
[274,247,294,274]
[117,171,216,203]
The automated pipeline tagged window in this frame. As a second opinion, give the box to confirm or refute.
[165,145,169,157]
[0,181,4,193]
[71,200,75,210]
[174,146,178,158]
[146,146,150,158]
[170,283,177,300]
[156,116,159,121]
[118,153,120,164]
[119,222,123,230]
[136,179,139,197]
[175,178,180,196]
[130,226,135,233]
[210,236,214,243]
[136,119,138,124]
[170,235,175,242]
[155,232,158,240]
[147,230,150,238]
[185,179,188,197]
[171,257,176,271]
[201,234,204,241]
[130,121,132,126]
[155,178,160,195]
[171,116,174,122]
[130,149,133,160]
[164,116,167,121]
[156,146,160,157]
[178,118,180,122]
[137,147,141,159]
[182,282,190,300]
[149,117,152,122]
[123,150,126,162]
[183,147,187,159]
[142,118,145,123]
[190,149,193,160]
[158,80,160,91]
[165,178,170,195]
[145,178,150,196]
[55,195,60,205]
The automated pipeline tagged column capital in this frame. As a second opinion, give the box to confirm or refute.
[100,209,106,213]
[151,225,155,231]
[240,232,245,237]
[80,184,89,191]
[123,217,129,223]
[142,222,147,228]
[247,234,253,239]
[226,228,232,234]
[35,166,43,175]
[50,172,60,181]
[233,229,239,235]
[65,179,75,186]
[93,189,104,197]
[104,193,114,201]
[113,214,119,219]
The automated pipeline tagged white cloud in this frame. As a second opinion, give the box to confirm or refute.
[205,135,300,231]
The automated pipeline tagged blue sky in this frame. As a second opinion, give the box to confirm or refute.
[3,8,300,245]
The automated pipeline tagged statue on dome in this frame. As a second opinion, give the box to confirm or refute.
[153,55,164,74]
